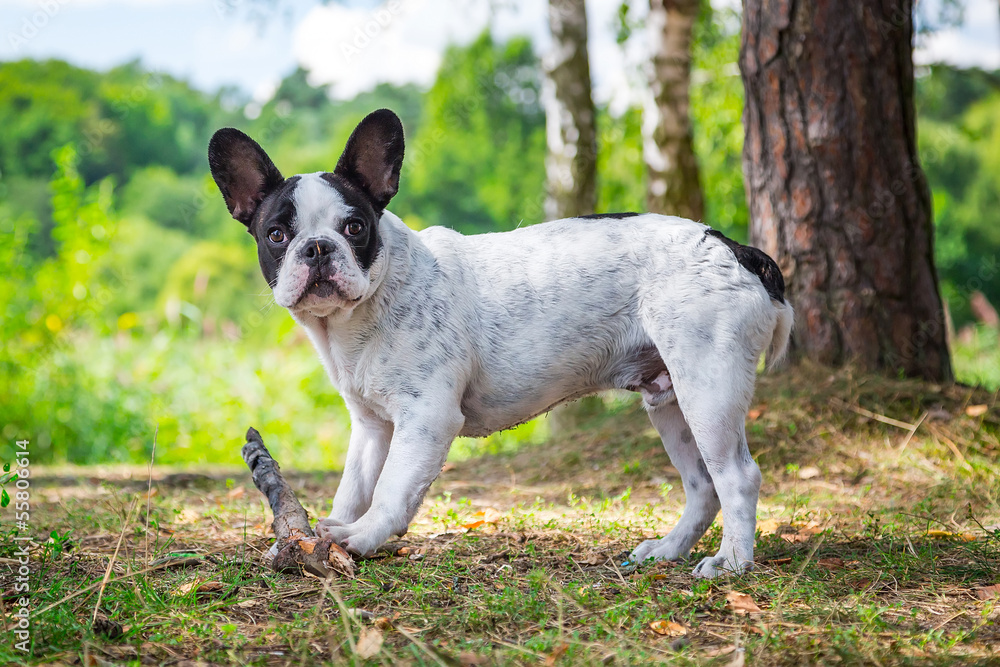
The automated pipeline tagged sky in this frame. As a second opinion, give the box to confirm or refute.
[1,0,998,110]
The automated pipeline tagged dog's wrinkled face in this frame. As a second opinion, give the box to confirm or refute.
[208,110,404,317]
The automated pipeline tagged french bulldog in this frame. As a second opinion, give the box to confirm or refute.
[208,109,793,578]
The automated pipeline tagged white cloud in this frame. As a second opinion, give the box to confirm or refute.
[293,0,644,108]
[915,0,1000,69]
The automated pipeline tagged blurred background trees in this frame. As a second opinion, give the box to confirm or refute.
[1,1,998,467]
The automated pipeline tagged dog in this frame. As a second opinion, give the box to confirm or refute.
[208,109,793,578]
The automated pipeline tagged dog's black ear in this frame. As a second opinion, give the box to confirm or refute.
[334,109,404,211]
[208,128,283,225]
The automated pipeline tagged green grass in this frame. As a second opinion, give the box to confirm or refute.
[3,366,1000,665]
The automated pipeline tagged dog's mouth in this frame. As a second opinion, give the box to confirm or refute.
[304,280,338,300]
[295,278,362,307]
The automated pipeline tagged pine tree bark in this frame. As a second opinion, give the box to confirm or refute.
[740,0,952,381]
[644,0,704,220]
[543,0,598,219]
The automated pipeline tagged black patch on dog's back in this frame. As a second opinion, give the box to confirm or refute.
[705,229,785,304]
[576,212,641,220]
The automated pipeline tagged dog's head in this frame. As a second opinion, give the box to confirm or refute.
[208,109,404,317]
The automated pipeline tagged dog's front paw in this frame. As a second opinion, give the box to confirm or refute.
[691,554,752,579]
[314,517,389,557]
[630,537,684,564]
[315,517,347,537]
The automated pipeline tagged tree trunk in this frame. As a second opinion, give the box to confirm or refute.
[543,0,597,220]
[543,0,602,432]
[643,0,704,220]
[740,0,952,382]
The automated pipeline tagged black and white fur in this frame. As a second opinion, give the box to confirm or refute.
[209,109,793,578]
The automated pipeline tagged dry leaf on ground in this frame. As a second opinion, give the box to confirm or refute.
[975,584,1000,600]
[649,620,687,636]
[544,643,569,665]
[966,404,988,417]
[355,627,383,659]
[175,579,227,599]
[726,591,763,615]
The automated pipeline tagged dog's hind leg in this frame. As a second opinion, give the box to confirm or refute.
[673,360,761,578]
[630,402,721,563]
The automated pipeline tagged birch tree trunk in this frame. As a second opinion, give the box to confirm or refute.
[543,0,602,432]
[741,0,952,381]
[643,0,704,220]
[543,0,597,220]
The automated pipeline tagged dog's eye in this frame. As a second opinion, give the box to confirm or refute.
[268,228,286,244]
[344,221,364,237]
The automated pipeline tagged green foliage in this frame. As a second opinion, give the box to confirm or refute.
[399,32,547,232]
[0,59,223,185]
[916,66,1000,326]
[690,9,748,239]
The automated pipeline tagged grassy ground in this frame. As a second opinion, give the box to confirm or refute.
[2,365,1000,665]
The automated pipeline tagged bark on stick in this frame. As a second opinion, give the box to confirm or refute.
[242,427,355,578]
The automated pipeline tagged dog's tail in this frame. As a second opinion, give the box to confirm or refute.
[765,300,794,372]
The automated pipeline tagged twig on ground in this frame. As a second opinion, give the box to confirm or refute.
[242,427,355,578]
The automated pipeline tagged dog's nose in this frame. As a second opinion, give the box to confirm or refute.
[301,238,336,266]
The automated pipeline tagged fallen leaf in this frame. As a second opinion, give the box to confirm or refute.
[544,643,569,666]
[226,486,245,499]
[817,557,845,570]
[725,591,763,615]
[355,627,383,659]
[458,652,489,666]
[461,520,486,531]
[975,584,1000,600]
[966,404,988,418]
[175,579,228,599]
[649,619,687,636]
[703,645,737,657]
[576,552,604,566]
[747,404,767,420]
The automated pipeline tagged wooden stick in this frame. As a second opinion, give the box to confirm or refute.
[242,427,355,578]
